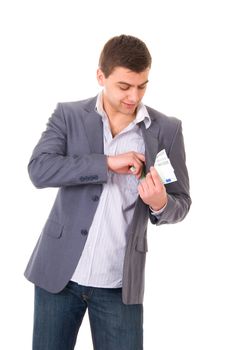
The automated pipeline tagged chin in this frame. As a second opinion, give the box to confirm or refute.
[124,107,137,115]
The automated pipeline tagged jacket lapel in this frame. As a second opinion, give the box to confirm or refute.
[81,97,104,154]
[140,122,159,173]
[128,121,160,249]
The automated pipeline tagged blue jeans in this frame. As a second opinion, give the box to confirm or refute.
[33,281,143,349]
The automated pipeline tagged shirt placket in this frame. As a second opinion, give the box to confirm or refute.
[83,119,115,283]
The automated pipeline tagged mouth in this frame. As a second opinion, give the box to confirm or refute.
[122,102,137,109]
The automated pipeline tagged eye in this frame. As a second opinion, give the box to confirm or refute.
[138,85,146,90]
[119,86,129,91]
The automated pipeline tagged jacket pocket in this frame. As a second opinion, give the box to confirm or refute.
[135,235,148,253]
[43,219,64,239]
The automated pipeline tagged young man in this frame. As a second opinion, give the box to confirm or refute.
[25,34,191,350]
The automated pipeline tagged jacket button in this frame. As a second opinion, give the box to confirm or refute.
[81,229,88,236]
[92,195,99,202]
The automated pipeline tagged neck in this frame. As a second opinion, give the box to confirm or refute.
[102,98,136,136]
[105,112,136,138]
[108,115,134,137]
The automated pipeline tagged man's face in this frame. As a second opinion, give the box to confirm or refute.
[97,66,150,117]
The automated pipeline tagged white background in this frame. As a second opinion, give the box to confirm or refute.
[1,0,231,349]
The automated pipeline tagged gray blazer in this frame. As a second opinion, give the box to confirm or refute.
[24,96,191,304]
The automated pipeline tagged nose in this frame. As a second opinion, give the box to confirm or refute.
[128,88,140,103]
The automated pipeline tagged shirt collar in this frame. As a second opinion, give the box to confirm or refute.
[95,91,151,129]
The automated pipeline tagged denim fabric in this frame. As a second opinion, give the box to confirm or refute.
[33,281,143,350]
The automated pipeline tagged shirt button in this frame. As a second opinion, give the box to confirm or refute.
[92,195,99,202]
[81,229,88,236]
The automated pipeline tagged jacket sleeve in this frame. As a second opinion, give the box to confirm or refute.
[149,121,191,225]
[28,103,108,188]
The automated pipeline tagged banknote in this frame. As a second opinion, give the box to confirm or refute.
[130,149,177,184]
[154,149,177,184]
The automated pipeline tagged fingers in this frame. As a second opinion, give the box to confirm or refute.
[138,166,167,211]
[138,172,153,193]
[130,161,144,178]
[129,152,145,178]
[149,166,163,186]
[138,166,164,193]
[135,153,146,162]
[107,152,145,176]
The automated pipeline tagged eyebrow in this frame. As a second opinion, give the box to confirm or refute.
[117,80,149,87]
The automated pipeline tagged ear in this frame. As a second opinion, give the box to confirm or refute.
[96,68,105,86]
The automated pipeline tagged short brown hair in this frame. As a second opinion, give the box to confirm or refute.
[99,34,152,78]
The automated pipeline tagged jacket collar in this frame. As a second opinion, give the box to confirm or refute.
[82,96,159,170]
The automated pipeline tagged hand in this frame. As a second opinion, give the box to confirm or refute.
[138,166,167,211]
[107,152,145,179]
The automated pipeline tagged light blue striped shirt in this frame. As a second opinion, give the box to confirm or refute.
[71,92,151,288]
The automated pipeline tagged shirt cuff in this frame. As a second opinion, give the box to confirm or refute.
[149,202,167,216]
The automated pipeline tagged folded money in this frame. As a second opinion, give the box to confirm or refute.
[130,149,177,185]
[155,149,177,184]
